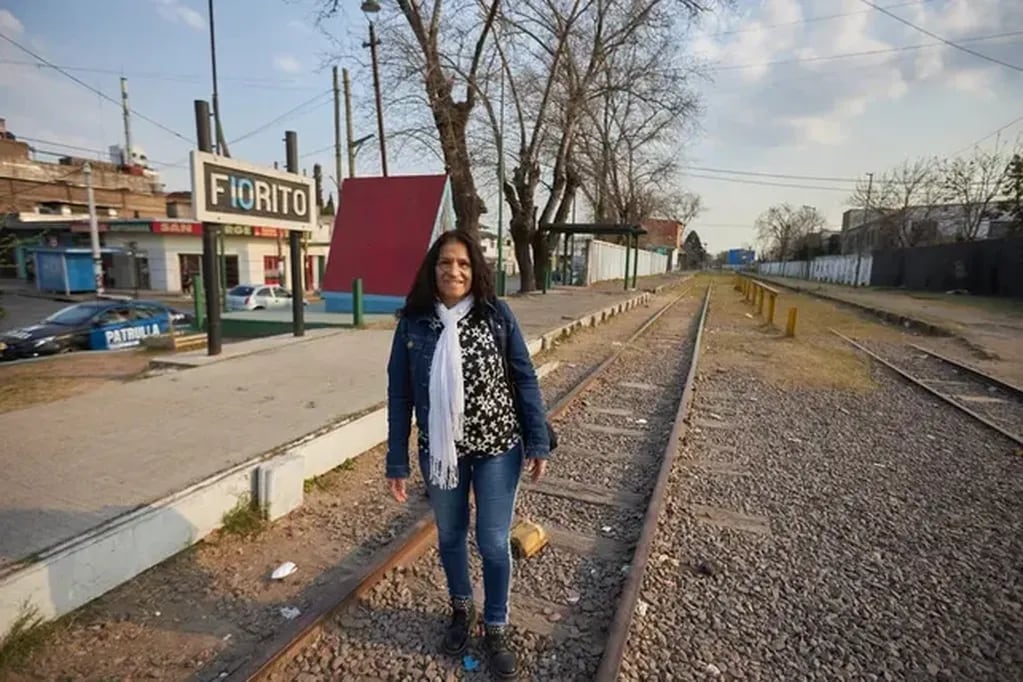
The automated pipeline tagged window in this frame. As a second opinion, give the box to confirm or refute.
[95,308,133,325]
[273,287,292,299]
[256,287,271,298]
[229,285,255,297]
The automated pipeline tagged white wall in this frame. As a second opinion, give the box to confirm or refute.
[585,239,669,284]
[758,253,872,287]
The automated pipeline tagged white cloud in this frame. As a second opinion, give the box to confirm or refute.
[273,55,303,74]
[154,0,205,32]
[948,68,996,97]
[0,8,24,35]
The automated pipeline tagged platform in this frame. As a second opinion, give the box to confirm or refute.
[0,279,683,634]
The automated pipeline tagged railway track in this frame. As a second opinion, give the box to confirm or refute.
[222,285,710,681]
[831,331,1023,447]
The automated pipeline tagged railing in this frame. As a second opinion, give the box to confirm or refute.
[734,274,797,337]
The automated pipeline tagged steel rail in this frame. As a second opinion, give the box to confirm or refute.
[907,343,1023,399]
[831,330,1023,448]
[593,285,712,681]
[229,284,698,681]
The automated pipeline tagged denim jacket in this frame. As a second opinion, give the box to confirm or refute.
[386,298,550,479]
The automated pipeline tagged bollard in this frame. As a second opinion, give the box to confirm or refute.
[785,307,798,337]
[353,277,365,328]
[767,293,777,325]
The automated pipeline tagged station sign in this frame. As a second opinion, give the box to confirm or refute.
[190,151,315,232]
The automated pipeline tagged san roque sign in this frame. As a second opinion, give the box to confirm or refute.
[190,151,315,232]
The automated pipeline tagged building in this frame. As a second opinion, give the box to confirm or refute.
[1,126,333,292]
[840,203,1015,255]
[479,227,518,275]
[639,218,684,251]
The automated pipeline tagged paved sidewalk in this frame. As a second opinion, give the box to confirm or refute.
[764,276,1023,385]
[0,281,681,569]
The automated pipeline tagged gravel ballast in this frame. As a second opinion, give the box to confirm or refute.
[5,284,692,681]
[274,291,705,680]
[623,291,1023,680]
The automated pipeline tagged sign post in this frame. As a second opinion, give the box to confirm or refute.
[190,135,315,341]
[194,100,221,355]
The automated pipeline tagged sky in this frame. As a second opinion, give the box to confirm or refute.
[1,0,1021,254]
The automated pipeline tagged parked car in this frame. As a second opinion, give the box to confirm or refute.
[226,284,305,311]
[0,300,193,361]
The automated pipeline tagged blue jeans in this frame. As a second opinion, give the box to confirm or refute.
[418,442,523,626]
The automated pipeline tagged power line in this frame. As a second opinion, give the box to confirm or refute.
[683,171,856,192]
[684,165,858,183]
[0,31,193,144]
[228,90,332,146]
[707,0,935,38]
[0,59,322,91]
[858,0,1023,72]
[709,29,1023,72]
[949,112,1023,156]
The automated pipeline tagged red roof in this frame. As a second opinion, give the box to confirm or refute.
[322,174,450,296]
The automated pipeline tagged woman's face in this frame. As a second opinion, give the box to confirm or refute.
[435,240,473,306]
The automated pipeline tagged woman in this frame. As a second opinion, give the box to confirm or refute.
[386,230,550,679]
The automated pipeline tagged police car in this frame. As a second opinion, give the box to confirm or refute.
[0,300,194,361]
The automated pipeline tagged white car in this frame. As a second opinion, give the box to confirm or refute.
[226,284,303,311]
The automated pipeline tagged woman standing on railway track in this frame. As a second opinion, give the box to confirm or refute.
[385,230,551,679]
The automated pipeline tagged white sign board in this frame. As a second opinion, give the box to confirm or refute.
[190,151,316,232]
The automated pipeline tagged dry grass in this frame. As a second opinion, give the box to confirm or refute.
[696,273,909,392]
[0,351,151,414]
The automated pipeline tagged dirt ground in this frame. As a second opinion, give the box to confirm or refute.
[0,352,153,415]
[700,274,910,392]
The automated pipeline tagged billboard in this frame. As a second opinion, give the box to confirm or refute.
[190,151,315,231]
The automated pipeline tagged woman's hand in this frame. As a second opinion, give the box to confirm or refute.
[387,478,408,503]
[525,458,547,483]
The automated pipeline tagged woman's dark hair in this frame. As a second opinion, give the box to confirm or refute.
[401,230,496,316]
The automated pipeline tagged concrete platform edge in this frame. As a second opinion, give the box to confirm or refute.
[0,289,657,637]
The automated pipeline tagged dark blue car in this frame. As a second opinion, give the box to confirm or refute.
[0,299,194,361]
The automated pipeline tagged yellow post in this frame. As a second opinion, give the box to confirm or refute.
[767,293,777,325]
[785,307,798,337]
[757,288,765,315]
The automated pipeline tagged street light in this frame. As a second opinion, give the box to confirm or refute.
[362,1,388,176]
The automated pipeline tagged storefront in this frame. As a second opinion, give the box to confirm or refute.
[61,218,332,294]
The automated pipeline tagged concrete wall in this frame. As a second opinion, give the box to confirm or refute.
[758,254,872,287]
[586,239,669,284]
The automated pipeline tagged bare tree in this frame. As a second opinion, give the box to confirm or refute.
[941,144,1016,241]
[755,204,825,261]
[315,0,501,234]
[848,158,945,247]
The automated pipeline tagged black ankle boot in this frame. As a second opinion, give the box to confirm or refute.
[441,598,476,655]
[484,624,518,679]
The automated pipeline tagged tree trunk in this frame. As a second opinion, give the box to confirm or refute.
[511,214,535,293]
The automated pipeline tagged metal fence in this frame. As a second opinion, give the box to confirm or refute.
[758,254,872,287]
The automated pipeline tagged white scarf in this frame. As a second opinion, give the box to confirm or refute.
[429,295,475,489]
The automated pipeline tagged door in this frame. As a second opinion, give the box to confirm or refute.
[224,255,240,288]
[304,256,314,291]
[263,255,282,285]
[180,254,201,292]
[272,286,293,309]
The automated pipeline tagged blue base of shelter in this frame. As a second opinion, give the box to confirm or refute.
[322,291,404,315]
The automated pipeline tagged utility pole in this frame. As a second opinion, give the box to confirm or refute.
[854,171,874,287]
[363,20,388,176]
[83,162,104,295]
[120,78,133,166]
[208,0,228,157]
[343,68,356,178]
[285,131,305,337]
[195,99,221,355]
[332,66,343,196]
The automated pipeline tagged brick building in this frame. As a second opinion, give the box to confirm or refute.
[639,218,684,251]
